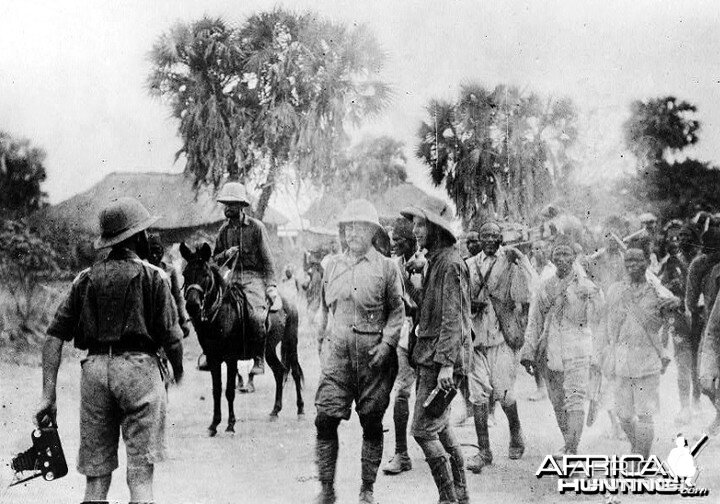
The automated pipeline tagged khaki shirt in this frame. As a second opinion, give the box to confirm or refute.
[322,247,404,347]
[523,272,602,371]
[605,280,676,378]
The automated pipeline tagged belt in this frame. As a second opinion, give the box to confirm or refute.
[87,341,157,356]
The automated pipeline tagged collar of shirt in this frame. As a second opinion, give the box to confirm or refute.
[107,248,141,261]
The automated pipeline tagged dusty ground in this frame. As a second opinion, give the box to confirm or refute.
[1,322,719,504]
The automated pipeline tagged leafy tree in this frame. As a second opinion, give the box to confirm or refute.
[0,132,48,220]
[0,220,58,342]
[149,10,390,219]
[623,96,700,167]
[328,135,407,199]
[622,96,707,220]
[416,83,578,227]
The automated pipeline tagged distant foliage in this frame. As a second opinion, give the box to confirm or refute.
[622,96,713,221]
[0,220,59,342]
[416,84,578,227]
[328,135,407,199]
[148,10,390,219]
[0,131,48,220]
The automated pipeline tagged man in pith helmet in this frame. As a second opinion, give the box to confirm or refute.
[36,197,184,504]
[213,181,280,375]
[314,199,404,504]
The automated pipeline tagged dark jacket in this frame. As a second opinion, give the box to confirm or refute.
[412,245,471,372]
[47,248,184,372]
[214,214,277,286]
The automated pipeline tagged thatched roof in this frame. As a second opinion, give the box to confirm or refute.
[45,172,288,234]
[302,183,448,229]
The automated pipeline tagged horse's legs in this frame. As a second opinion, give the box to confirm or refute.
[226,360,237,433]
[266,343,284,418]
[292,362,305,416]
[245,369,256,394]
[209,360,222,437]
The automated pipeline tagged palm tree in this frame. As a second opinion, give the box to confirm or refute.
[149,10,391,220]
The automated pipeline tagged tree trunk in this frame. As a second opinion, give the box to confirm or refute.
[256,159,279,221]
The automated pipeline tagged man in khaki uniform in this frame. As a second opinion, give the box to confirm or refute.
[36,197,184,504]
[466,222,535,473]
[521,235,602,456]
[604,248,679,457]
[314,200,404,504]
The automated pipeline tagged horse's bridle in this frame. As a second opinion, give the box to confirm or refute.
[184,262,223,324]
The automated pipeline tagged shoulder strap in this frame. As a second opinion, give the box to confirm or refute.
[621,291,664,361]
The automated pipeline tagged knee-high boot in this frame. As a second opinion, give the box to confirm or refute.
[427,456,458,504]
[315,439,338,504]
[502,402,525,460]
[466,403,492,474]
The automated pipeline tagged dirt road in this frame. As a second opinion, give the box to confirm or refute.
[1,327,719,504]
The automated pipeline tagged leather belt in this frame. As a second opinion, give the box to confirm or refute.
[87,341,157,356]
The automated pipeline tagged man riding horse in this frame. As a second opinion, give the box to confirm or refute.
[213,182,282,375]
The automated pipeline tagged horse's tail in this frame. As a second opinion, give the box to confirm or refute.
[280,298,304,388]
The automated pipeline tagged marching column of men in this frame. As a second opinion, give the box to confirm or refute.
[311,202,720,503]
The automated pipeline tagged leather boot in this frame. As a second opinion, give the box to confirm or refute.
[502,402,525,460]
[466,403,492,474]
[447,446,470,504]
[427,456,458,504]
[315,439,338,504]
[360,437,383,502]
[564,410,584,455]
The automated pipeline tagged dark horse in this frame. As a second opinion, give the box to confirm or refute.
[180,242,304,436]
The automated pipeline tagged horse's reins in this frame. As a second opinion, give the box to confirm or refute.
[185,261,224,324]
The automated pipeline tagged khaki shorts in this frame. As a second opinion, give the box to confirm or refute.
[469,343,519,405]
[78,353,167,476]
[615,374,660,420]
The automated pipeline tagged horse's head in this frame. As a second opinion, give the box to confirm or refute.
[180,242,215,320]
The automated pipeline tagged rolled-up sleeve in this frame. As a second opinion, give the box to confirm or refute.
[46,272,89,342]
[381,260,405,348]
[434,263,463,367]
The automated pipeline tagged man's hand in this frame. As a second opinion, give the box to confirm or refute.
[505,246,523,264]
[35,397,57,428]
[368,342,393,369]
[520,359,536,376]
[437,365,455,391]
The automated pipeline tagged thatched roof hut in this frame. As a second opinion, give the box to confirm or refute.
[45,172,289,244]
[302,183,449,230]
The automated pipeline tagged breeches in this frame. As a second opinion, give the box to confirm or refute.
[411,365,451,440]
[315,330,398,420]
[231,274,268,332]
[468,342,519,405]
[615,374,660,420]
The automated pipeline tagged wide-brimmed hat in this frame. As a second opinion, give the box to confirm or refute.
[95,197,160,249]
[400,201,456,243]
[338,199,382,230]
[217,182,250,206]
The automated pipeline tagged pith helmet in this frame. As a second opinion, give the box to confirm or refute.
[338,199,381,230]
[95,197,160,249]
[217,182,250,206]
[400,200,456,244]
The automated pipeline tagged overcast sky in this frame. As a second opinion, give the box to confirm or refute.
[1,0,719,212]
